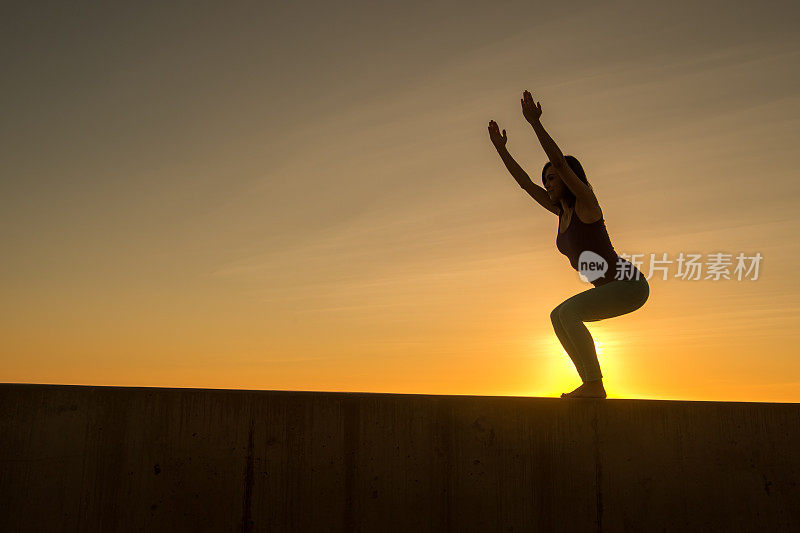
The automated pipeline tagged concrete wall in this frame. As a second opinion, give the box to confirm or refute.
[1,383,798,531]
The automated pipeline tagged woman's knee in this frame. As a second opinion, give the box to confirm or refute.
[550,305,562,327]
[625,279,650,311]
[640,279,650,305]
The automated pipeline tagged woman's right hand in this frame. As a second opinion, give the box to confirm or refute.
[488,120,507,150]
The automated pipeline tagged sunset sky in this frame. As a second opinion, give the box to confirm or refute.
[2,0,799,402]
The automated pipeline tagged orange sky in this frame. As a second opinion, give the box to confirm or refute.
[2,0,799,402]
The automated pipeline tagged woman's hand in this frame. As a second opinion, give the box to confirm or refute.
[488,120,508,150]
[521,90,542,123]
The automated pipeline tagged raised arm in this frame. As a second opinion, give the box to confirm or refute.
[488,120,560,215]
[521,90,594,202]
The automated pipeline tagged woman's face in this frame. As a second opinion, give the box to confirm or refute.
[543,167,565,201]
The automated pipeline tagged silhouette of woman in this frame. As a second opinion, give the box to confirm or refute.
[488,90,649,399]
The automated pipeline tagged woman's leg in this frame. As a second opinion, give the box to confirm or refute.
[552,277,650,382]
[550,304,588,381]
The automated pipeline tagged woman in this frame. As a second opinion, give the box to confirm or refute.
[488,90,649,399]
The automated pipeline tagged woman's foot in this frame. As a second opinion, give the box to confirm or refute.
[560,379,607,399]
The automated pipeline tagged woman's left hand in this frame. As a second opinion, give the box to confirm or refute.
[521,90,542,123]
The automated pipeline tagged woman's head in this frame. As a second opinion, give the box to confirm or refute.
[541,155,591,207]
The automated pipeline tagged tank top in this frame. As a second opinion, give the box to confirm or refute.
[556,206,643,287]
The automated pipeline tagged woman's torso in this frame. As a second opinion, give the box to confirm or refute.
[556,201,643,286]
[558,201,599,235]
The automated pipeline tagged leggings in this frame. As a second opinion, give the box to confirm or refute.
[550,276,649,382]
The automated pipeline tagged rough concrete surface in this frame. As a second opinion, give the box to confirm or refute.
[1,384,798,532]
